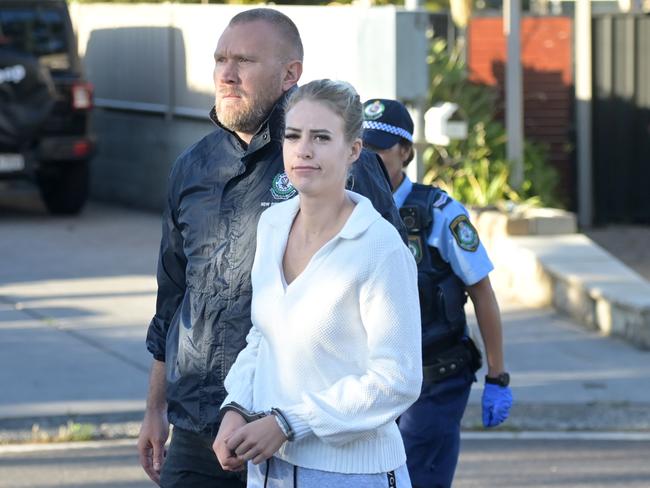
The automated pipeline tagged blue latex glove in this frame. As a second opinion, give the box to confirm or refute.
[482,383,513,428]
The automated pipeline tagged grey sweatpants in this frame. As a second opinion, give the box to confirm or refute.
[247,456,411,488]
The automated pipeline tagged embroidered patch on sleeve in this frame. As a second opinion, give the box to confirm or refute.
[449,215,480,252]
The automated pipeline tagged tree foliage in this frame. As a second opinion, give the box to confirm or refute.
[424,39,563,208]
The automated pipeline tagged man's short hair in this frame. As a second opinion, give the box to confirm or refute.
[229,8,304,62]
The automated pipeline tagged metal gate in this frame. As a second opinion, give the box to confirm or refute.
[592,14,650,224]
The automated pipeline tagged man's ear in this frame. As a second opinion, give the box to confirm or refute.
[282,60,302,91]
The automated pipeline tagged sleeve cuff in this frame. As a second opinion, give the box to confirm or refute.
[145,340,165,362]
[463,263,493,286]
[281,403,313,441]
[145,316,168,361]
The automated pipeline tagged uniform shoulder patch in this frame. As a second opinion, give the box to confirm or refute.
[449,214,480,252]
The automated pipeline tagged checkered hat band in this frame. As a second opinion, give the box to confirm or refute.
[362,121,413,142]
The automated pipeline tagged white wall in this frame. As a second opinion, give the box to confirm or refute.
[67,3,429,209]
[70,3,429,116]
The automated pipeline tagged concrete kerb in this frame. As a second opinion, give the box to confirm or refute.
[471,208,650,350]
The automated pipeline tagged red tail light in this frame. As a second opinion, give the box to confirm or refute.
[72,140,92,158]
[71,82,94,110]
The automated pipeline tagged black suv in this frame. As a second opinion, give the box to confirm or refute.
[0,0,94,214]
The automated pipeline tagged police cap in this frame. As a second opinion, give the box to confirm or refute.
[361,99,414,150]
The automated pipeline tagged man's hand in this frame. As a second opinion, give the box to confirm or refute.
[213,411,248,471]
[226,415,287,465]
[482,383,513,427]
[137,408,169,485]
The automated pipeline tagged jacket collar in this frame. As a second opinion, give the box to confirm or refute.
[268,190,381,241]
[209,86,297,154]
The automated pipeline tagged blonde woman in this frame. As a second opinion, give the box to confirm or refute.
[213,80,422,487]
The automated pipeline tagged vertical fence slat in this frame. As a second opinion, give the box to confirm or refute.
[592,14,650,224]
[635,17,650,220]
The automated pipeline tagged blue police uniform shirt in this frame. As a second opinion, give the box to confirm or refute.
[393,175,494,286]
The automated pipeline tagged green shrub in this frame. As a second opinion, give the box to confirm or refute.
[424,39,563,208]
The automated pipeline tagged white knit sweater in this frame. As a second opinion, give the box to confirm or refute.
[223,191,422,474]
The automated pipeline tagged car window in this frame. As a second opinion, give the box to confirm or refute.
[0,7,70,70]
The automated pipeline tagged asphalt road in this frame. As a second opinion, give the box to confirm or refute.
[456,435,650,488]
[1,436,649,488]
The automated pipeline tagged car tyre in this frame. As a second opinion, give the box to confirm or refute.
[37,161,89,215]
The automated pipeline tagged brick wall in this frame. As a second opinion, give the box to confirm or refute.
[468,16,574,206]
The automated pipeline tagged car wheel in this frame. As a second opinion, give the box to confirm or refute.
[37,161,89,215]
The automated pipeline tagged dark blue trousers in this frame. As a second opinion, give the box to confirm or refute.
[160,427,245,488]
[398,367,474,488]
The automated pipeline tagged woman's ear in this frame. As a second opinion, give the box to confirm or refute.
[349,138,362,163]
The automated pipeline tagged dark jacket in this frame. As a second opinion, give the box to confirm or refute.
[145,90,406,434]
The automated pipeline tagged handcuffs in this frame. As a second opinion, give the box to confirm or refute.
[220,401,295,441]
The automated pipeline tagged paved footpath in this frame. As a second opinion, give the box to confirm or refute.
[0,189,649,443]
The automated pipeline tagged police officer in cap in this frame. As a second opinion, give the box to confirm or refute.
[362,99,514,488]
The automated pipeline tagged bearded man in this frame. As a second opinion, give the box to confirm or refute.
[136,8,404,488]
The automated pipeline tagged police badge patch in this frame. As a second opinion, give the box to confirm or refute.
[449,215,480,252]
[407,235,423,264]
[363,100,385,120]
[270,172,297,201]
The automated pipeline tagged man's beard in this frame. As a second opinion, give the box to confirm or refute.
[216,88,279,135]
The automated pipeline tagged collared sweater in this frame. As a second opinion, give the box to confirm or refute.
[223,191,422,474]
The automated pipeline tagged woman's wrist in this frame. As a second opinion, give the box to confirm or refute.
[271,407,294,441]
[280,404,313,441]
[272,414,290,441]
